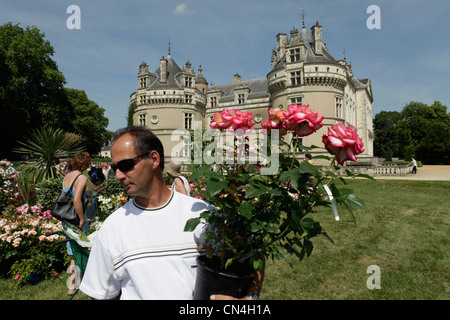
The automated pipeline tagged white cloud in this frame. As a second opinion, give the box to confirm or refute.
[174,4,188,15]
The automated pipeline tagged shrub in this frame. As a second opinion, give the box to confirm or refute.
[36,177,63,211]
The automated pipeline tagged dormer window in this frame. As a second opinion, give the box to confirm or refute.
[210,96,217,108]
[289,48,300,62]
[238,93,245,104]
[185,76,192,87]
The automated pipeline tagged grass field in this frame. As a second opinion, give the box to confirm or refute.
[0,179,448,300]
[261,179,449,300]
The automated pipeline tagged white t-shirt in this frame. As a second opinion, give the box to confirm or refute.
[79,189,213,300]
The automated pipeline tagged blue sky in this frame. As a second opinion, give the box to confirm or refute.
[1,0,449,131]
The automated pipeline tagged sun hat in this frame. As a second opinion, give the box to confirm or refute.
[167,161,182,177]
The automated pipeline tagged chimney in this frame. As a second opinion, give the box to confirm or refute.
[276,33,287,58]
[160,56,167,84]
[234,73,242,85]
[311,22,323,55]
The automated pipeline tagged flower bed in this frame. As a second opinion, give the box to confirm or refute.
[0,162,130,287]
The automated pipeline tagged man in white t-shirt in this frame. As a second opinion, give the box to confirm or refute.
[79,127,263,300]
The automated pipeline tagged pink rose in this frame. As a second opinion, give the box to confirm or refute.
[210,109,255,132]
[322,122,365,165]
[261,108,288,135]
[282,104,324,137]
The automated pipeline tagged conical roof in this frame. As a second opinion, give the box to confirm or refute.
[150,54,184,89]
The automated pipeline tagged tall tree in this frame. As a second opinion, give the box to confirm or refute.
[127,102,136,127]
[373,111,402,158]
[65,88,109,154]
[400,101,449,164]
[0,22,74,158]
[374,101,450,164]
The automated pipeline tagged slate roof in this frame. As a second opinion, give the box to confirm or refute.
[210,78,269,103]
[148,54,184,90]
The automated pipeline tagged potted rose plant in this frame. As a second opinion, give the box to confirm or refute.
[184,105,371,299]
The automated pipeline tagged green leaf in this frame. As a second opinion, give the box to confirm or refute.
[200,211,213,220]
[304,239,314,257]
[206,178,227,197]
[225,258,235,270]
[301,218,315,229]
[245,182,268,198]
[345,194,366,210]
[252,258,264,271]
[337,188,354,196]
[356,173,376,181]
[279,169,300,188]
[184,218,201,232]
[250,221,262,232]
[237,202,254,220]
[189,165,212,179]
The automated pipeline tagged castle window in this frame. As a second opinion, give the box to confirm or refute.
[289,48,300,62]
[139,77,147,89]
[335,97,343,118]
[185,94,193,104]
[210,96,217,108]
[139,95,146,105]
[290,97,303,105]
[139,113,147,126]
[290,71,301,86]
[238,94,245,104]
[185,76,192,87]
[184,112,193,130]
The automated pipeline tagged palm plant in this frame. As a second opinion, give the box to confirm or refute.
[14,127,84,180]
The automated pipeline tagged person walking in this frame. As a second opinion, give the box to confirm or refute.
[411,157,418,174]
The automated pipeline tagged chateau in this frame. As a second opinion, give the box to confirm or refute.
[130,19,374,165]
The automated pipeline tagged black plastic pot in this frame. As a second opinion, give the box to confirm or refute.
[193,256,254,300]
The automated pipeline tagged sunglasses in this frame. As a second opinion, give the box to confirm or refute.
[111,153,149,173]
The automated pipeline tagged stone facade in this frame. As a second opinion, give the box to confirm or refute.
[130,20,374,165]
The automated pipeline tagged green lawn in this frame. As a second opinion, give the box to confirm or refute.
[261,179,450,300]
[1,179,448,300]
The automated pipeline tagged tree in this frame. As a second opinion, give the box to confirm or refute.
[127,102,136,127]
[400,101,450,164]
[373,111,402,158]
[13,127,84,179]
[374,101,450,164]
[0,23,74,158]
[65,88,109,154]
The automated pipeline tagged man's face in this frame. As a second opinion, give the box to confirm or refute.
[110,133,155,198]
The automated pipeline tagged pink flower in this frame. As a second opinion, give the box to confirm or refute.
[282,104,324,137]
[322,122,365,165]
[261,108,288,135]
[210,109,255,132]
[31,204,43,214]
[15,274,20,280]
